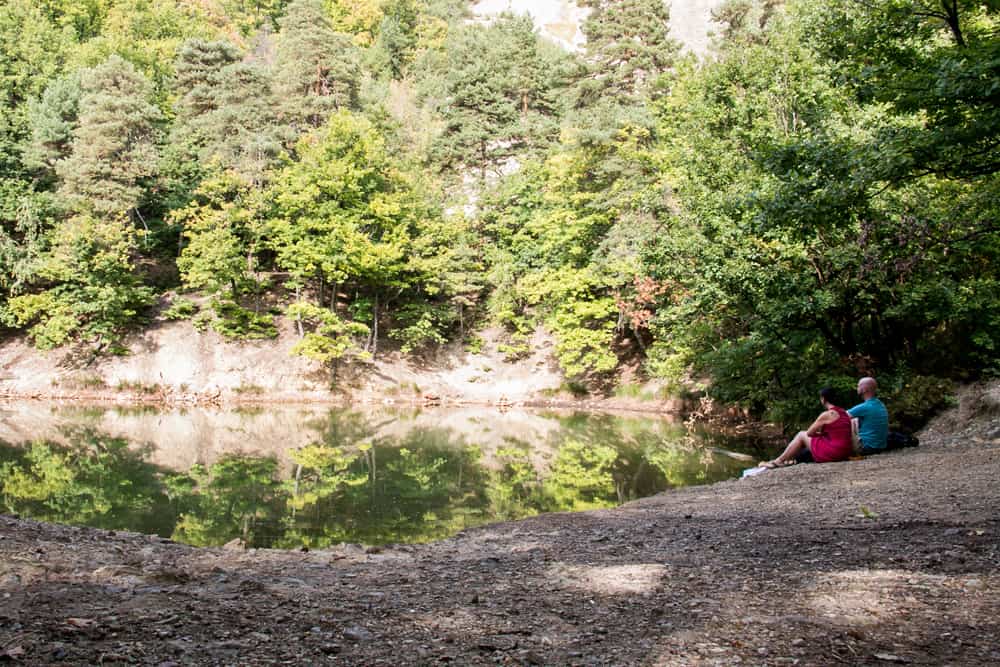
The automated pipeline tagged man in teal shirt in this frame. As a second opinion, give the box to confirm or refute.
[848,376,889,454]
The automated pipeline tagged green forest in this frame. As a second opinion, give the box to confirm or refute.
[1,0,997,423]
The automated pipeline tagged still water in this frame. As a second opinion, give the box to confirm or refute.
[0,402,769,548]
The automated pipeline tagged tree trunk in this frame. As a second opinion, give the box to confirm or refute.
[371,292,379,358]
[295,286,304,338]
[943,1,965,47]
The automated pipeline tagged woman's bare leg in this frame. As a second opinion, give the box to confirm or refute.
[764,431,810,466]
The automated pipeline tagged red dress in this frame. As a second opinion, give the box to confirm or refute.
[810,406,853,463]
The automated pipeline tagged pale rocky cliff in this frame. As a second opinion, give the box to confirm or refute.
[471,0,723,55]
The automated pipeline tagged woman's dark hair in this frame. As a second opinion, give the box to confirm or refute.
[819,387,838,406]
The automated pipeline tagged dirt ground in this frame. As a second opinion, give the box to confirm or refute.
[2,384,999,666]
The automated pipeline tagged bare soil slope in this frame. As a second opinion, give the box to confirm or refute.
[0,319,689,411]
[2,383,998,665]
[0,321,569,406]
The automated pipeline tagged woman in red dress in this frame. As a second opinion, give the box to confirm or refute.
[759,387,854,468]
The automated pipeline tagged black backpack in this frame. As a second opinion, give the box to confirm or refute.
[886,430,919,450]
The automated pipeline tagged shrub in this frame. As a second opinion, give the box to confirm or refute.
[163,298,198,320]
[884,374,956,431]
[211,300,278,340]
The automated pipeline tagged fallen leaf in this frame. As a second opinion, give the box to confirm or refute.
[858,506,879,519]
[65,617,95,628]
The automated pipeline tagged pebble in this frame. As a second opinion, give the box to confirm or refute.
[344,625,374,641]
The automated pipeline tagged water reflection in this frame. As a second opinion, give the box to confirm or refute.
[0,404,766,548]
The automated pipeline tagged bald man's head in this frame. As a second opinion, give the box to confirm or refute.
[857,376,877,398]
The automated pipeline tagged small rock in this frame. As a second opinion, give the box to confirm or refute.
[222,538,245,550]
[343,625,374,642]
[166,640,189,654]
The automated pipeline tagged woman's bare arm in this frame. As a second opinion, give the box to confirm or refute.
[805,409,838,437]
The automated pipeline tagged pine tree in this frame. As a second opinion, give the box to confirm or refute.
[578,0,680,104]
[203,62,282,186]
[173,39,242,124]
[710,0,784,49]
[434,13,563,179]
[55,56,161,220]
[24,73,81,180]
[369,0,420,79]
[272,0,361,139]
[167,39,281,201]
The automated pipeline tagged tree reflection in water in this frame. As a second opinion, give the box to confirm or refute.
[0,407,758,548]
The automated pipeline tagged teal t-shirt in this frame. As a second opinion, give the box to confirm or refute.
[848,397,889,450]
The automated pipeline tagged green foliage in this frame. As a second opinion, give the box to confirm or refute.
[167,39,282,190]
[367,0,420,79]
[56,55,161,217]
[174,170,269,298]
[190,308,213,332]
[431,13,567,178]
[479,115,664,378]
[0,193,52,297]
[463,334,484,354]
[162,297,198,320]
[168,454,285,547]
[66,0,223,101]
[577,0,680,104]
[882,373,957,431]
[268,111,414,288]
[4,216,153,349]
[24,72,81,179]
[268,109,463,356]
[388,302,452,353]
[274,0,361,138]
[484,446,540,521]
[115,380,161,394]
[540,440,617,511]
[0,0,994,416]
[210,299,278,340]
[638,1,1000,422]
[287,301,369,365]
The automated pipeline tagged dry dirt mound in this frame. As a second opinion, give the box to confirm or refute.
[1,383,998,665]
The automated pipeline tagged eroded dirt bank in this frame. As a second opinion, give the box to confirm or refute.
[2,385,999,666]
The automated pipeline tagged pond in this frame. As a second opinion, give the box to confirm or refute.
[0,402,772,549]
